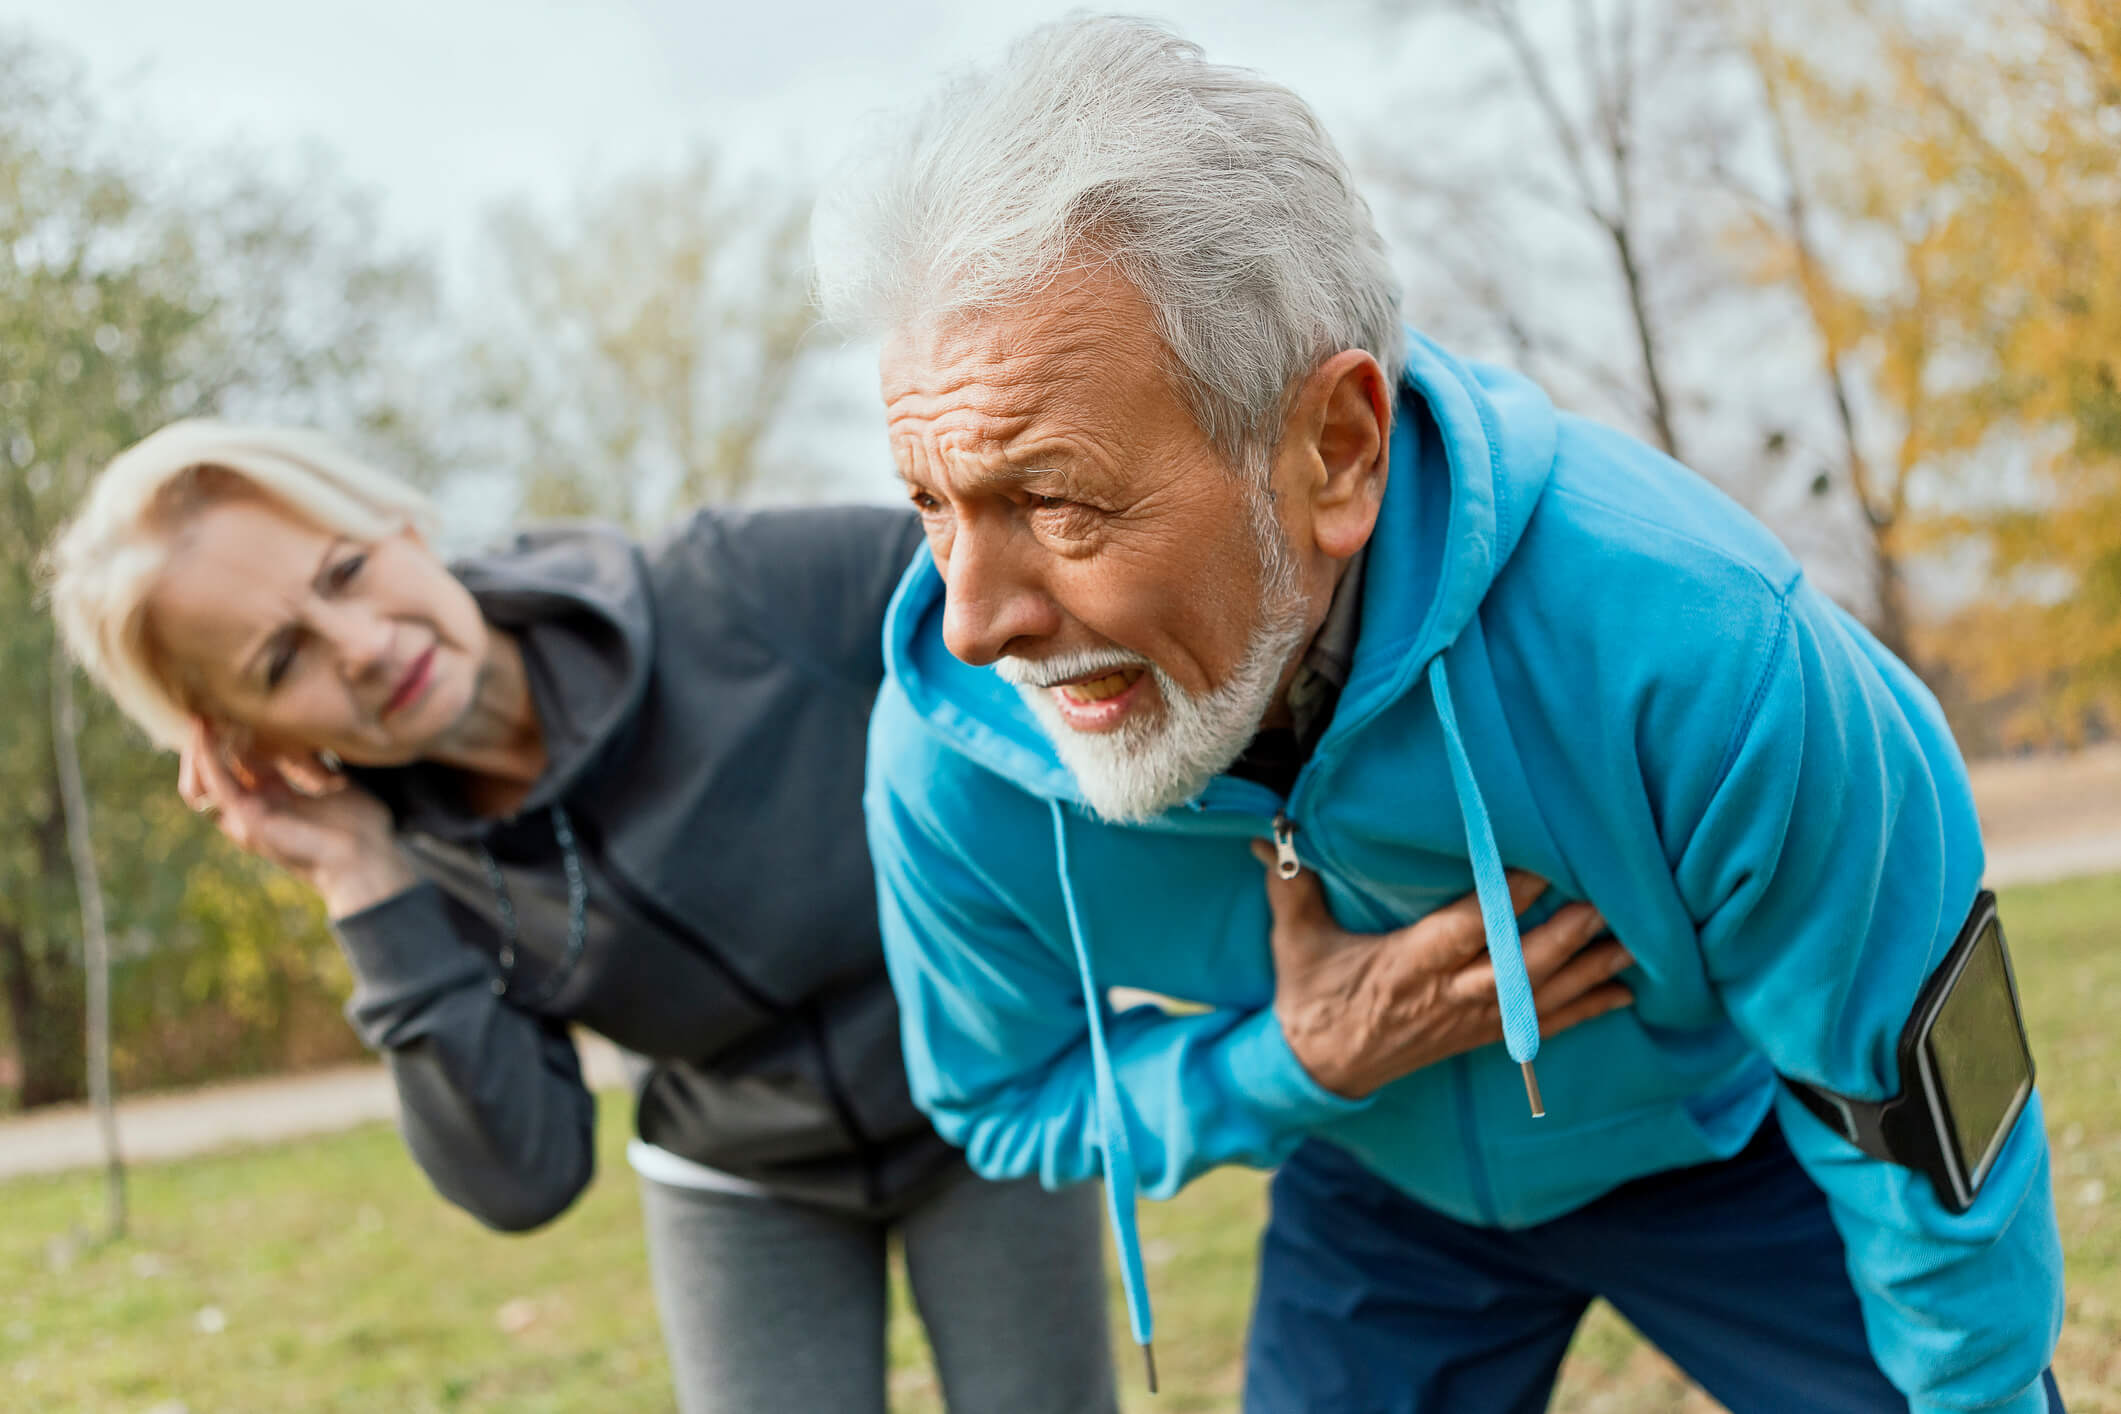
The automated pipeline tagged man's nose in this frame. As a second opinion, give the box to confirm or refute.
[940,521,1061,667]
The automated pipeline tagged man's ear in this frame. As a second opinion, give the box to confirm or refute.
[1286,348,1390,561]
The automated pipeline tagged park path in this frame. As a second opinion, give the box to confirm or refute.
[1966,743,2121,889]
[0,1034,629,1181]
[4,746,2119,1182]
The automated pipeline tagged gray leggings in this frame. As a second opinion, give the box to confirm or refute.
[639,1168,1119,1414]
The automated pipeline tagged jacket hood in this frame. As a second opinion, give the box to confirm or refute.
[356,525,656,841]
[881,327,1559,798]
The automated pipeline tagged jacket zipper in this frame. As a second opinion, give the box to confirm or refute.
[569,813,787,1019]
[581,818,885,1194]
[585,818,893,1186]
[1274,800,1498,1222]
[1270,811,1302,878]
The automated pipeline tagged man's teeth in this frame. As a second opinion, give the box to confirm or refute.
[1059,670,1139,703]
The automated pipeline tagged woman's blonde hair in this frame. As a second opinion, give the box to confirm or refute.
[44,420,439,751]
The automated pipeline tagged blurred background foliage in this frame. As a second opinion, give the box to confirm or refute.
[2,0,2117,1111]
[474,155,822,531]
[0,30,438,1111]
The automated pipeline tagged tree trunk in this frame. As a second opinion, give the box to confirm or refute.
[51,645,126,1238]
[1609,222,1683,461]
[1868,520,1919,673]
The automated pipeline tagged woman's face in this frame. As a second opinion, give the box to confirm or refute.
[145,495,491,766]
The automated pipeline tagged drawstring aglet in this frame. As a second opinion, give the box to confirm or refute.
[1521,1060,1545,1118]
[1142,1341,1159,1394]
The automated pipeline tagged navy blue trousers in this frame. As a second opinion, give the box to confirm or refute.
[1245,1117,2064,1413]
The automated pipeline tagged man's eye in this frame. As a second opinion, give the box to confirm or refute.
[329,552,367,589]
[1026,493,1069,511]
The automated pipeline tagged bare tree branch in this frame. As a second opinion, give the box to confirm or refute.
[1438,0,1687,457]
[1751,43,1877,519]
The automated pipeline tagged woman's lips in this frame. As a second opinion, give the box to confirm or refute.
[382,645,435,718]
[1050,666,1148,733]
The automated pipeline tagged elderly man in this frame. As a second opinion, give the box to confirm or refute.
[816,16,2066,1414]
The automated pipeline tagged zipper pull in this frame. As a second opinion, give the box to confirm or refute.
[1270,812,1301,880]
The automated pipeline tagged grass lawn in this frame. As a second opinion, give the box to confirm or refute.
[6,872,2117,1413]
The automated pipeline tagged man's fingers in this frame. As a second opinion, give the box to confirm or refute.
[1505,869,1548,915]
[1406,870,1553,970]
[1519,902,1608,984]
[1411,890,1491,966]
[1537,981,1633,1039]
[1532,940,1635,1014]
[1446,912,1627,1008]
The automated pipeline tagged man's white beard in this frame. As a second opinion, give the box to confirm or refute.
[994,494,1313,824]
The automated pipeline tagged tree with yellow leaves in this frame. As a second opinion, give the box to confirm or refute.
[1946,0,2121,742]
[1738,0,2121,741]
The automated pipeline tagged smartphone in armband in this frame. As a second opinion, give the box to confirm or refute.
[1782,891,2036,1214]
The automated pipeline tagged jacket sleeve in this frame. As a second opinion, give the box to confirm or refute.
[1672,579,2063,1414]
[662,504,927,691]
[334,881,598,1233]
[866,764,1369,1199]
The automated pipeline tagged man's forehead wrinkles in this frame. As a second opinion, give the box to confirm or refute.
[893,434,1058,494]
[889,310,1106,392]
[880,284,1166,499]
[887,406,1034,456]
[883,363,1061,419]
[885,380,1033,422]
[885,370,1101,459]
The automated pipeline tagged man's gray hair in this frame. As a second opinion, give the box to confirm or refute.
[812,13,1405,472]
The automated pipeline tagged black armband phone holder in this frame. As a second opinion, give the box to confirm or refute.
[1781,891,2035,1214]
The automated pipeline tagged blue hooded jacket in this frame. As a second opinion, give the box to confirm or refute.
[866,330,2064,1413]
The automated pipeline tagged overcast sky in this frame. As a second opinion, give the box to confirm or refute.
[7,0,1459,513]
[0,2,1983,614]
[9,0,1410,272]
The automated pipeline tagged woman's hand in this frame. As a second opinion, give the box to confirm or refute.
[179,719,416,918]
[1254,844,1635,1099]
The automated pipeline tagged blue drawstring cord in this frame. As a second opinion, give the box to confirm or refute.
[1044,652,1538,1402]
[1429,654,1544,1110]
[1050,800,1159,1392]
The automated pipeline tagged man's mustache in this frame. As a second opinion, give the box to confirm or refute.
[993,647,1151,691]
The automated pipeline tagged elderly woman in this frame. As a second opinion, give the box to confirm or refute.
[45,421,1118,1414]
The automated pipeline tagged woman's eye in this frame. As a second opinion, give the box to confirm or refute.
[329,552,367,589]
[908,489,943,513]
[1026,493,1069,511]
[265,637,299,689]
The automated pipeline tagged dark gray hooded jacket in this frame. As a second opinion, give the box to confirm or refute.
[333,505,950,1229]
